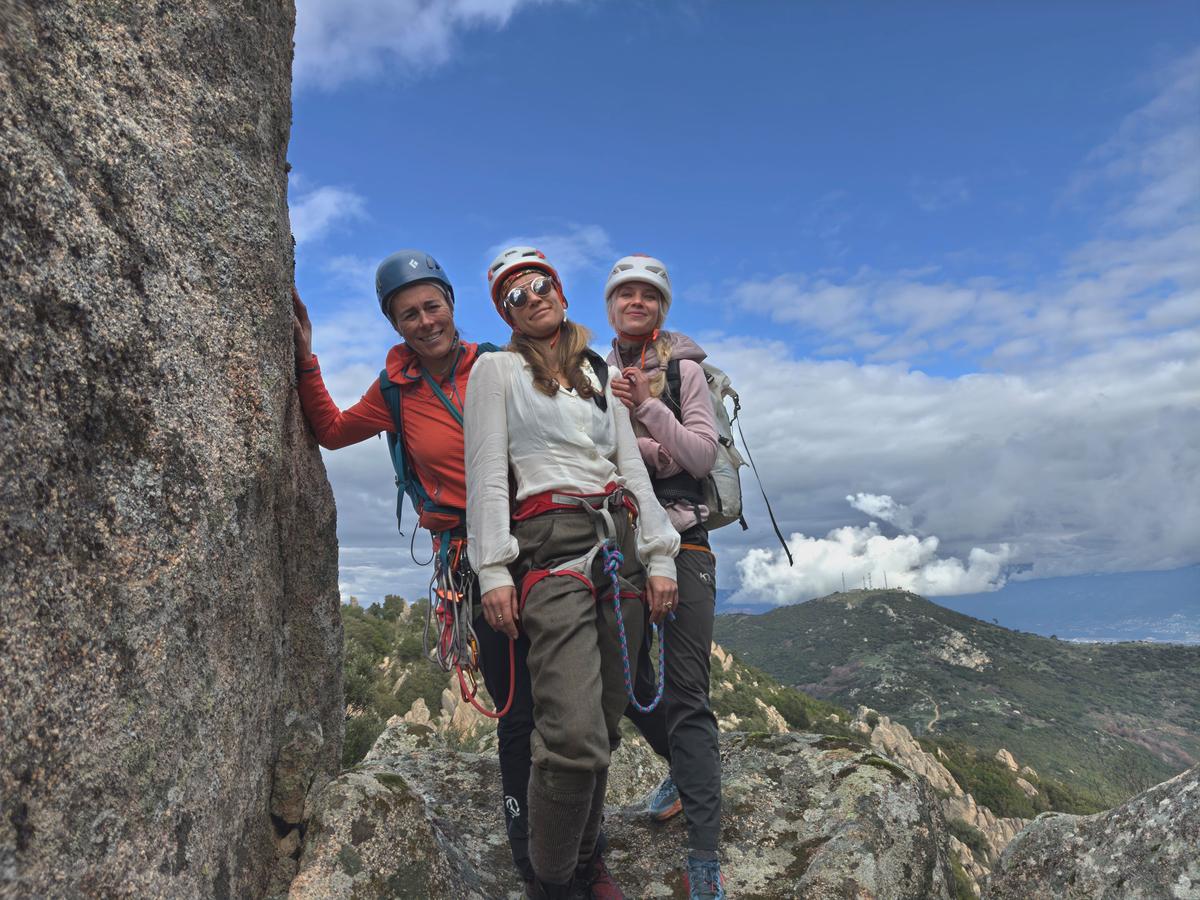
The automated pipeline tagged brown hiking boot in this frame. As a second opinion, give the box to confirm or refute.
[574,853,626,900]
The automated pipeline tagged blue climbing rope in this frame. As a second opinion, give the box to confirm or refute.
[602,541,666,713]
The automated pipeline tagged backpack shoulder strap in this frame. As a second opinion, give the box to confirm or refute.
[582,349,609,411]
[378,369,413,534]
[664,357,684,421]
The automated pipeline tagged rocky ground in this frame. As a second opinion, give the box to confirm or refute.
[288,721,959,899]
[986,764,1200,899]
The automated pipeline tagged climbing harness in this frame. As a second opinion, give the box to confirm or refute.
[513,484,668,713]
[380,340,516,719]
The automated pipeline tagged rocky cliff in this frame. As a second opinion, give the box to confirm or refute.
[985,763,1200,899]
[291,721,960,899]
[1,3,342,897]
[851,708,1028,894]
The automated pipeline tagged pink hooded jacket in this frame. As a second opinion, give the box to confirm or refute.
[608,331,718,532]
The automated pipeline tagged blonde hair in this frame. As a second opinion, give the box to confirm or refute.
[509,320,598,399]
[646,332,673,400]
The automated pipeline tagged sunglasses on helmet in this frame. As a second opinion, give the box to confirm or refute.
[504,275,554,310]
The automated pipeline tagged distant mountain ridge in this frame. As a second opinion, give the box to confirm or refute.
[718,565,1200,643]
[712,588,1200,808]
[938,565,1199,643]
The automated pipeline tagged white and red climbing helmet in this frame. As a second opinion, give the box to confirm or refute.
[604,254,672,316]
[486,246,565,323]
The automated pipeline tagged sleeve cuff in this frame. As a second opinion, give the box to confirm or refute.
[647,556,677,582]
[634,396,662,421]
[477,564,516,595]
[297,353,320,374]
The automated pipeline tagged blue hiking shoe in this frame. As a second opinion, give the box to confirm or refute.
[645,774,682,821]
[683,855,726,900]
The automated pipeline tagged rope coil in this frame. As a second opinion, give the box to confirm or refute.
[423,537,515,719]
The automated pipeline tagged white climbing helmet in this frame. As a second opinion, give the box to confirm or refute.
[487,246,562,302]
[604,254,672,316]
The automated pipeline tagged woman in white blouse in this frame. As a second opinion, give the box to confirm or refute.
[466,246,680,900]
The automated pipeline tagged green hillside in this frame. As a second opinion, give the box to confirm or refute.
[339,597,864,768]
[713,589,1200,808]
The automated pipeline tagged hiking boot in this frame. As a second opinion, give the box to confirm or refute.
[683,855,726,900]
[645,774,682,822]
[573,853,626,900]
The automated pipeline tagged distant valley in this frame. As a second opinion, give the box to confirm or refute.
[712,588,1200,808]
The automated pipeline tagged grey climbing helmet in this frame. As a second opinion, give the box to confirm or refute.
[375,249,455,318]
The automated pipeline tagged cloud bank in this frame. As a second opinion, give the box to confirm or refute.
[734,515,1013,606]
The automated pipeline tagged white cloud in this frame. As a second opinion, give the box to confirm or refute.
[486,224,616,284]
[290,185,367,245]
[733,520,1012,606]
[337,545,434,605]
[1066,46,1200,231]
[847,493,914,531]
[294,0,562,91]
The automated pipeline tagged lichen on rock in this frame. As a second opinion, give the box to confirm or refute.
[985,764,1200,900]
[292,721,960,899]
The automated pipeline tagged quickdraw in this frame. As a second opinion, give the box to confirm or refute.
[422,535,515,719]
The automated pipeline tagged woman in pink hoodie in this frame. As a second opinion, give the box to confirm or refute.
[605,255,726,900]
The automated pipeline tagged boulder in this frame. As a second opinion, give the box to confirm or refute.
[291,723,959,899]
[1,3,341,897]
[851,707,1027,891]
[985,764,1200,899]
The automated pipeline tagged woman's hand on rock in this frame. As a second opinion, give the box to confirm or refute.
[481,586,519,639]
[292,285,314,365]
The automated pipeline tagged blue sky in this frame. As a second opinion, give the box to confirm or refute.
[288,2,1200,605]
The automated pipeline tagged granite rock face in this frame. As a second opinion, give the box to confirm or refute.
[853,706,1026,886]
[985,764,1200,900]
[291,722,958,899]
[1,3,342,897]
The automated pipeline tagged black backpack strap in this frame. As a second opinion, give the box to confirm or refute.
[378,369,411,534]
[664,357,684,421]
[650,357,704,507]
[582,348,609,411]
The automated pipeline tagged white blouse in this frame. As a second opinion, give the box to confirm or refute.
[465,351,680,595]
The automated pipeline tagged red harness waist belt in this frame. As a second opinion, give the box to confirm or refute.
[512,481,639,522]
